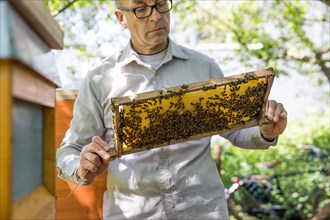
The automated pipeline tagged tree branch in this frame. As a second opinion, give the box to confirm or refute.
[53,0,79,17]
[319,0,330,7]
[320,48,330,54]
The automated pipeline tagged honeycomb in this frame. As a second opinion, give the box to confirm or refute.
[111,68,275,157]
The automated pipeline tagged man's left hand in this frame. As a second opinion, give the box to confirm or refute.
[260,100,288,141]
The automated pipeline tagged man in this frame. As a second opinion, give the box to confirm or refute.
[57,0,288,219]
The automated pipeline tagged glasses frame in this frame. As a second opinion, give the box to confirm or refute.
[118,0,172,19]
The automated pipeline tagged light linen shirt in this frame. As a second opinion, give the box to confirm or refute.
[57,39,277,220]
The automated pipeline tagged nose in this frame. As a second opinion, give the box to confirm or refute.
[149,7,161,21]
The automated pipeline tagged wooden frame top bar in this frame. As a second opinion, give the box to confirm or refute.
[112,68,274,106]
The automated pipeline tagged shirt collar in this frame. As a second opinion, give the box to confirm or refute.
[118,38,189,67]
[167,38,189,60]
[118,41,141,67]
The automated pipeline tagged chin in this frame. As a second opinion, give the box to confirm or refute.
[151,36,168,44]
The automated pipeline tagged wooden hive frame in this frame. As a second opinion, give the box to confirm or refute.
[111,68,275,157]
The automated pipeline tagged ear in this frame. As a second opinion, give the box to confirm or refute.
[115,10,128,28]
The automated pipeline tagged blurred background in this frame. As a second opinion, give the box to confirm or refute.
[44,0,329,219]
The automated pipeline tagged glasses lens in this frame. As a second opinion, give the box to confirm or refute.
[135,0,172,19]
[157,0,172,13]
[135,6,151,18]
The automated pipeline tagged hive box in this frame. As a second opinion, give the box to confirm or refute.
[0,0,63,219]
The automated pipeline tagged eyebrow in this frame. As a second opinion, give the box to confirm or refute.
[131,0,157,7]
[132,0,144,4]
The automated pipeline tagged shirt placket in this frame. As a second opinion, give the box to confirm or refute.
[158,148,177,219]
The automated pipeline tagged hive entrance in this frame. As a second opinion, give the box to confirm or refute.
[111,68,275,157]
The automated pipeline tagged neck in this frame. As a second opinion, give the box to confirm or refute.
[131,39,169,55]
[138,47,168,56]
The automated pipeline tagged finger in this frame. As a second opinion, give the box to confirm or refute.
[80,157,98,173]
[77,165,98,182]
[92,136,110,152]
[77,166,90,181]
[83,152,101,167]
[273,102,284,122]
[85,139,110,161]
[77,164,88,177]
[265,100,276,121]
[266,100,285,122]
[280,108,288,119]
[92,136,113,163]
[260,100,274,125]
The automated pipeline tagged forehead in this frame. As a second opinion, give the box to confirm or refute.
[120,0,156,6]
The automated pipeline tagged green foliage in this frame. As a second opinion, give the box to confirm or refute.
[43,0,112,17]
[43,0,124,81]
[43,0,329,85]
[172,0,198,23]
[176,0,330,84]
[214,111,330,219]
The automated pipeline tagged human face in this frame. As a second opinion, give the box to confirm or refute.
[115,0,171,55]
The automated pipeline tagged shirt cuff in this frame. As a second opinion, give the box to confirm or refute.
[74,166,94,186]
[260,130,278,145]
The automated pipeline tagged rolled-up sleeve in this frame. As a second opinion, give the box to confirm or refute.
[56,69,106,184]
[220,126,278,149]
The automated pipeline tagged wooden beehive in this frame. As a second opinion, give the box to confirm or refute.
[0,0,63,219]
[111,68,275,157]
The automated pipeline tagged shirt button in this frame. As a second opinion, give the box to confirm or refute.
[160,161,167,166]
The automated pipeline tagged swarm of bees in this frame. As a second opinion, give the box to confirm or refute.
[111,68,274,157]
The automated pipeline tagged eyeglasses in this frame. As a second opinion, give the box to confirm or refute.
[118,0,172,19]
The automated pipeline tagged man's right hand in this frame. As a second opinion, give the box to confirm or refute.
[77,136,114,182]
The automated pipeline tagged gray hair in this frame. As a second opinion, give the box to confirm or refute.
[115,0,123,8]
